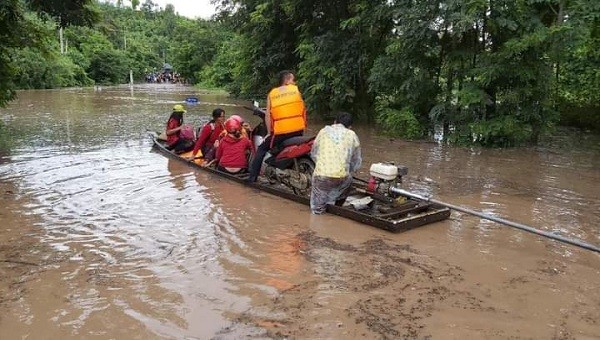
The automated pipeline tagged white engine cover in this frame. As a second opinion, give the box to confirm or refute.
[369,163,398,181]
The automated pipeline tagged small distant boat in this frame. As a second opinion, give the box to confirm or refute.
[185,97,199,103]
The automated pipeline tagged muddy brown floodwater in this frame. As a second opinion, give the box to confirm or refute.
[0,84,598,339]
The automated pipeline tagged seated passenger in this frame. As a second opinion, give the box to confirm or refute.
[165,104,194,154]
[189,108,225,161]
[218,114,250,139]
[215,117,253,175]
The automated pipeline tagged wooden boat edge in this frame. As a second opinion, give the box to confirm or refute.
[149,132,451,233]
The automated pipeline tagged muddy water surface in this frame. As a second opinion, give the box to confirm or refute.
[0,84,598,339]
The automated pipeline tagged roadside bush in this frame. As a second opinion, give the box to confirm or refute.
[12,47,92,88]
[467,116,532,147]
[558,104,600,131]
[87,49,130,85]
[377,106,424,139]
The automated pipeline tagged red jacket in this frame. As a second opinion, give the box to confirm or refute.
[166,117,181,146]
[216,134,253,168]
[192,121,224,156]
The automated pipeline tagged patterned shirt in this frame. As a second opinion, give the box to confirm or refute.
[311,123,361,178]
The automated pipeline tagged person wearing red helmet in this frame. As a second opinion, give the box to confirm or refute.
[218,114,251,140]
[230,114,243,123]
[215,117,253,174]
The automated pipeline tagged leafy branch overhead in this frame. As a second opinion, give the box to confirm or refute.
[26,0,100,27]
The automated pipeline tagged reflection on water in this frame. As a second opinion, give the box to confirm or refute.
[0,84,598,338]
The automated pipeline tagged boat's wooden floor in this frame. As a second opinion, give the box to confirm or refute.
[150,133,450,232]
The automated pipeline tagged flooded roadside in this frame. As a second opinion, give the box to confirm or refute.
[0,84,598,338]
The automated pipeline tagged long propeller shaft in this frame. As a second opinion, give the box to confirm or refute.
[390,187,600,254]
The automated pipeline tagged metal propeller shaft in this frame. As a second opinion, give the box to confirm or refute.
[390,188,600,254]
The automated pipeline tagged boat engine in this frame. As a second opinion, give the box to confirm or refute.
[366,162,408,198]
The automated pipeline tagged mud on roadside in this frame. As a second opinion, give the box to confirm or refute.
[0,185,42,320]
[221,230,470,339]
[221,229,600,339]
[0,184,69,325]
[0,231,49,313]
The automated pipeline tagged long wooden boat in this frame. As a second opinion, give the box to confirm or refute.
[150,133,450,232]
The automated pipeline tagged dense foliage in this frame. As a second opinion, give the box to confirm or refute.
[0,0,598,146]
[1,0,27,106]
[215,0,600,145]
[0,1,224,92]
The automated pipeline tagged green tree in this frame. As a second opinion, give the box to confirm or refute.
[293,0,392,119]
[88,48,130,84]
[369,0,442,137]
[200,34,243,89]
[0,0,26,106]
[0,0,99,107]
[370,0,569,145]
[27,0,100,27]
[555,0,600,130]
[219,0,302,98]
[169,20,230,83]
[11,12,92,89]
[216,0,391,118]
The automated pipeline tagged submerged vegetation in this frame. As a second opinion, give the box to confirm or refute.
[0,121,9,153]
[0,0,598,146]
[0,118,24,154]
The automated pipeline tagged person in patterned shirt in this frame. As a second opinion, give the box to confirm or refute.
[310,112,362,214]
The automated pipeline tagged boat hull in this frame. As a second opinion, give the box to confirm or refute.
[150,132,450,233]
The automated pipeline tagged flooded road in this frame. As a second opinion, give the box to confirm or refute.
[0,84,598,339]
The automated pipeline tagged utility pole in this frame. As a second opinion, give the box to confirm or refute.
[59,27,64,54]
[58,15,64,54]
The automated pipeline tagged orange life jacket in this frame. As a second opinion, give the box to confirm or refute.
[268,85,306,135]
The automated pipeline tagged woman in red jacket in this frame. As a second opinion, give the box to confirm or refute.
[215,117,253,174]
[165,104,194,153]
[189,108,225,161]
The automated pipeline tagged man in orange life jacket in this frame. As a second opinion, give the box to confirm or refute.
[246,70,307,183]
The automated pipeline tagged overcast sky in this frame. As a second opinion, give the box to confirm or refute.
[149,0,217,19]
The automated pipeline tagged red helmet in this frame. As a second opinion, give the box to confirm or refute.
[230,114,244,124]
[224,117,241,133]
